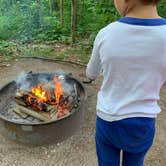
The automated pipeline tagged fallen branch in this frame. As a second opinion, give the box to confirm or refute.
[20,56,87,67]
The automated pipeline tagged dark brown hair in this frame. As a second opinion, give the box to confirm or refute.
[139,0,160,5]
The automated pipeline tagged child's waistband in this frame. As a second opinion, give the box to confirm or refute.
[97,109,157,123]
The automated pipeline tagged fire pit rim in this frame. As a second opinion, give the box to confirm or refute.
[0,74,87,126]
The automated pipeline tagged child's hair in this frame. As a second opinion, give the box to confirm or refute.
[139,0,160,5]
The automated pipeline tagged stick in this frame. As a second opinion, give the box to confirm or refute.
[20,56,87,67]
[73,83,78,97]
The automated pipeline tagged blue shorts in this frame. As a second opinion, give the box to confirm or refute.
[95,116,156,166]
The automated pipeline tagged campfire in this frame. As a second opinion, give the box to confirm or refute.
[13,73,80,122]
[0,58,86,145]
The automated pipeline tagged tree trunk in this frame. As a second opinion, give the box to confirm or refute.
[49,0,55,15]
[36,0,42,27]
[71,0,77,43]
[60,0,64,27]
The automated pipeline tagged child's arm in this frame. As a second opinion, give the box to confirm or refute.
[86,32,102,81]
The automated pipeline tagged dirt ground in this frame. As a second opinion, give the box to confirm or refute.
[0,58,166,166]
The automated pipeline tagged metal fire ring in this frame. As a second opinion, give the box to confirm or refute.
[0,72,87,146]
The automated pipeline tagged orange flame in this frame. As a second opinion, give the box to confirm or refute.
[25,75,69,117]
[32,84,47,102]
[54,76,63,104]
[31,75,63,104]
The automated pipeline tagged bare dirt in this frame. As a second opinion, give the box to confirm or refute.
[0,58,165,166]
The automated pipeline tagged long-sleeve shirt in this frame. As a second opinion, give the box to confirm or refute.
[86,17,166,122]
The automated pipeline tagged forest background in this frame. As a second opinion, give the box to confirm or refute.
[0,0,166,64]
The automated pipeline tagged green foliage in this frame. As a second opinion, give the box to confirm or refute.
[158,0,166,17]
[0,40,11,56]
[0,0,117,44]
[0,0,165,58]
[0,40,21,60]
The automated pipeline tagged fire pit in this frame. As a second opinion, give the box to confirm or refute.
[0,72,86,145]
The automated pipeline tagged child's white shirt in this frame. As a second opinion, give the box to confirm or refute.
[86,17,166,122]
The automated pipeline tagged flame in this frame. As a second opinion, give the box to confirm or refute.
[54,76,63,104]
[24,75,69,117]
[32,84,47,102]
[30,75,63,105]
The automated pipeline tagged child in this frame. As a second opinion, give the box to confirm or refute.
[86,0,166,165]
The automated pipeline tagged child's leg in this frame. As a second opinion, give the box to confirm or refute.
[95,116,121,166]
[122,150,147,166]
[95,134,121,166]
[95,116,155,166]
[120,117,156,166]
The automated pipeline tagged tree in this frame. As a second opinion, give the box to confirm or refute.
[60,0,64,27]
[49,0,56,15]
[36,0,42,27]
[71,0,77,43]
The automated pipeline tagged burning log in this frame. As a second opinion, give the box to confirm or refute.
[13,74,78,122]
[15,90,55,112]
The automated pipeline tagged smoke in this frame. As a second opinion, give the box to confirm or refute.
[15,70,74,95]
[56,70,74,94]
[15,71,31,90]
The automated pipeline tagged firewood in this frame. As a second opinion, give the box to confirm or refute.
[17,105,51,122]
[13,105,29,119]
[16,90,39,100]
[15,90,55,112]
[14,97,27,106]
[15,89,28,97]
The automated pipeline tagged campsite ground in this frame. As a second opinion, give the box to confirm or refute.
[0,58,165,166]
